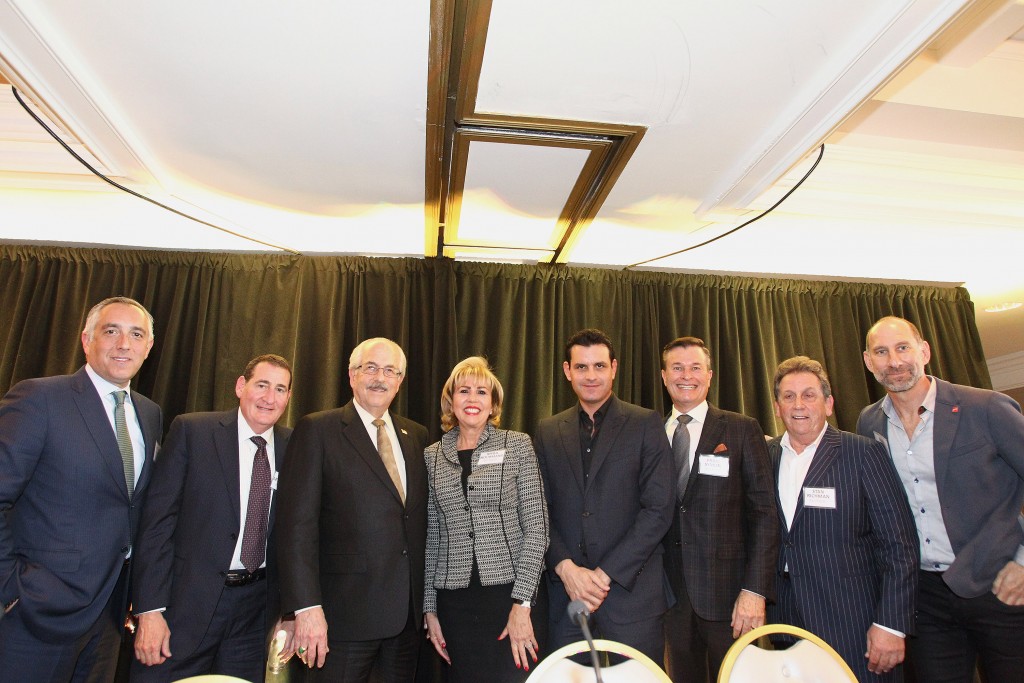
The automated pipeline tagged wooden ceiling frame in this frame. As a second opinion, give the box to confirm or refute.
[425,0,646,263]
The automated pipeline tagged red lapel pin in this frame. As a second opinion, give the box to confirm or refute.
[952,406,959,413]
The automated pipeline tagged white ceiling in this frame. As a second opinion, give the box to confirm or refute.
[1,0,1022,377]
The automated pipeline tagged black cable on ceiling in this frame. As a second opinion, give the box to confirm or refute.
[626,143,825,269]
[11,85,301,255]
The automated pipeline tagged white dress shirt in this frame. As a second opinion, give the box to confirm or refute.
[229,409,278,571]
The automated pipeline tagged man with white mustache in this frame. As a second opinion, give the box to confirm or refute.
[859,316,1024,682]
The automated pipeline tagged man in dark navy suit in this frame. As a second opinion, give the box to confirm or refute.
[0,296,163,683]
[535,328,675,664]
[768,356,917,682]
[132,354,295,682]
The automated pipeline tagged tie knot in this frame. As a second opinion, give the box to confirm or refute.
[250,435,267,449]
[677,414,693,425]
[112,390,127,406]
[372,418,386,430]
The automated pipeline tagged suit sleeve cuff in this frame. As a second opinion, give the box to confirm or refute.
[1013,545,1024,566]
[741,588,765,600]
[135,607,166,615]
[295,605,322,614]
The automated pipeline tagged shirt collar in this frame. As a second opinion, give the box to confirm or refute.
[781,423,828,457]
[670,400,708,425]
[236,408,274,441]
[84,363,131,400]
[353,399,390,429]
[578,395,613,424]
[881,374,937,420]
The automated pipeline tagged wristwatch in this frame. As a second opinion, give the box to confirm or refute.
[515,599,531,608]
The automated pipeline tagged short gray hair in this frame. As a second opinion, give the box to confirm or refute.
[83,297,154,341]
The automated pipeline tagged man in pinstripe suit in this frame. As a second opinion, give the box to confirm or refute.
[767,356,918,682]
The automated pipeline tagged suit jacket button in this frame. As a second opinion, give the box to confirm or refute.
[679,506,687,513]
[464,504,470,511]
[582,511,590,517]
[469,531,475,539]
[402,550,408,556]
[120,546,129,554]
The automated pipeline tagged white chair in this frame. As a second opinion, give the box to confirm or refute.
[525,638,671,683]
[717,623,856,683]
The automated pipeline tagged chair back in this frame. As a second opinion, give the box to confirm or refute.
[525,638,671,683]
[717,624,857,683]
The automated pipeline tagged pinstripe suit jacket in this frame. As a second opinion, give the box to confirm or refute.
[767,426,918,681]
[662,404,779,621]
[0,366,162,641]
[423,424,548,613]
[858,378,1024,598]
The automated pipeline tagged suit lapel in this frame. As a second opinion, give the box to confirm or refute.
[767,438,788,530]
[70,369,130,500]
[394,415,423,508]
[790,425,841,529]
[931,379,958,500]
[341,402,405,505]
[215,411,242,529]
[684,406,725,501]
[132,391,159,496]
[557,410,585,494]
[268,423,290,531]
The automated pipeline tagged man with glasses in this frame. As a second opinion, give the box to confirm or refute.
[277,338,428,682]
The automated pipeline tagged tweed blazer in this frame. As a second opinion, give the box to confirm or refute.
[423,424,548,613]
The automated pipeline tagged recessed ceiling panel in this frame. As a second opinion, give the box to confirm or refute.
[455,141,589,249]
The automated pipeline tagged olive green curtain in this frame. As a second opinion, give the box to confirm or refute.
[0,244,988,440]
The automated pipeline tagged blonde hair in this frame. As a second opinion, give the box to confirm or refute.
[440,356,504,432]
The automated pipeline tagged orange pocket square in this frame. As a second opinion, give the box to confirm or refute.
[713,443,728,454]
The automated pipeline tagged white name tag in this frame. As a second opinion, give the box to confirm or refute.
[478,450,505,466]
[803,487,836,508]
[698,454,729,478]
[271,471,279,490]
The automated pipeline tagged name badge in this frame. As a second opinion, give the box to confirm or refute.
[698,454,729,478]
[478,450,505,466]
[803,487,836,508]
[271,471,279,490]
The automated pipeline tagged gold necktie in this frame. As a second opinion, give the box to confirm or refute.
[372,418,405,505]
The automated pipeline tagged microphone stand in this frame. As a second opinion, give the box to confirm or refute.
[578,614,604,683]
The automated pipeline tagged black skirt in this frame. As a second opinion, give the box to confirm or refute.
[435,566,537,683]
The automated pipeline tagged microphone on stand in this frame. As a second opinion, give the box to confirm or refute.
[567,600,603,683]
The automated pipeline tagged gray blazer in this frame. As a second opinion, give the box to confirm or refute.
[857,377,1024,598]
[424,424,548,613]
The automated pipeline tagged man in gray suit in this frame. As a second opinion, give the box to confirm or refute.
[769,356,917,682]
[859,316,1024,682]
[535,328,675,663]
[0,296,163,683]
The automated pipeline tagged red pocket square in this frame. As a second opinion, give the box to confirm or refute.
[713,443,728,454]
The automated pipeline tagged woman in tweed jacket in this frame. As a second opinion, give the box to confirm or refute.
[423,357,549,681]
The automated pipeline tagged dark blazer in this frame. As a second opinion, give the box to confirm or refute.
[132,410,292,657]
[857,377,1024,598]
[662,404,778,621]
[768,426,918,681]
[535,395,675,626]
[0,366,162,641]
[276,401,428,641]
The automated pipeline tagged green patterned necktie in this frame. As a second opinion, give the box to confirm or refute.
[112,390,135,499]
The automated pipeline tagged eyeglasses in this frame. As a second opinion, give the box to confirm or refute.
[354,363,403,379]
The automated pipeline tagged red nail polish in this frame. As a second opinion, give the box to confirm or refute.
[516,662,521,669]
